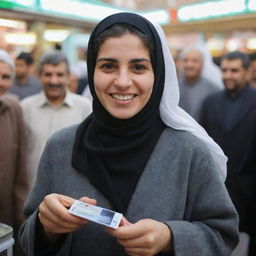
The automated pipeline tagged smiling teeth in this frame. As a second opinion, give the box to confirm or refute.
[112,94,134,101]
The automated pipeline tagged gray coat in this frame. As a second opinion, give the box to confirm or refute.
[19,125,239,256]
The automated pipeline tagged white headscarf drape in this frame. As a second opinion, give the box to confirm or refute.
[179,42,224,89]
[154,24,227,181]
[0,49,15,78]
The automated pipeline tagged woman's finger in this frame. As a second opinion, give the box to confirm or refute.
[39,208,86,233]
[78,196,97,205]
[41,201,86,226]
[39,193,88,234]
[107,219,148,239]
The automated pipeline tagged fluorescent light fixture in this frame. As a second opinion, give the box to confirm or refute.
[178,0,246,21]
[4,32,36,45]
[0,18,26,29]
[248,0,256,11]
[226,39,240,51]
[44,29,70,42]
[40,0,169,24]
[1,0,169,24]
[12,0,35,7]
[140,10,169,24]
[40,0,120,22]
[207,38,224,51]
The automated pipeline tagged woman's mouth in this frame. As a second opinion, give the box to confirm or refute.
[110,94,136,101]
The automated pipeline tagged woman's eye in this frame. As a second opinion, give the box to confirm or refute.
[101,63,115,70]
[133,64,147,72]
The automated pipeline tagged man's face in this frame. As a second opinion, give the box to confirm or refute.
[40,62,69,103]
[182,50,203,81]
[15,59,30,79]
[221,59,247,93]
[0,62,12,96]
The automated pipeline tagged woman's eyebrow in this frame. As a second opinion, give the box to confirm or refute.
[129,58,150,63]
[97,58,117,63]
[96,58,150,63]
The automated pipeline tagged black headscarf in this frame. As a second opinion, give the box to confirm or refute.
[72,13,166,213]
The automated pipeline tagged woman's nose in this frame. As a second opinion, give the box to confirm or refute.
[114,70,132,88]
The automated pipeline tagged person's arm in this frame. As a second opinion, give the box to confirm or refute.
[165,155,239,256]
[18,135,95,255]
[18,138,61,255]
[13,102,29,230]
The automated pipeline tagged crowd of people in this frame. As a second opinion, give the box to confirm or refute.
[0,12,256,256]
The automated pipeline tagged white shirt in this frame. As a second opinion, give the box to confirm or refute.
[21,91,92,190]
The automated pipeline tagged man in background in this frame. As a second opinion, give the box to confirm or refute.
[200,51,256,256]
[0,49,28,256]
[21,51,92,191]
[10,51,41,100]
[178,47,220,121]
[0,49,18,99]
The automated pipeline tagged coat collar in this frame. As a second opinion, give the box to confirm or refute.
[36,90,75,108]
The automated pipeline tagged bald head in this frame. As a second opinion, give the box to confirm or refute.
[0,49,14,78]
[181,49,203,83]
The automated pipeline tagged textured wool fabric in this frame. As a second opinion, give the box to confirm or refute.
[20,124,239,256]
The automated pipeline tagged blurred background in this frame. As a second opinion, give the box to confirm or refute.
[1,2,256,255]
[0,0,256,67]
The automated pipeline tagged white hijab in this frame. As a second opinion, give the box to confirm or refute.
[0,49,15,78]
[179,43,224,89]
[154,24,227,181]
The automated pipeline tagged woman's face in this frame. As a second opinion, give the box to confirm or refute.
[94,33,154,119]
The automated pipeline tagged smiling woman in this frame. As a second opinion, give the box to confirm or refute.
[19,12,239,256]
[94,31,154,119]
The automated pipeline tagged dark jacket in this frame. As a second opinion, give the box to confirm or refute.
[241,124,256,255]
[200,85,256,233]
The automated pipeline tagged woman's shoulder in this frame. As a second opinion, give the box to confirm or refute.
[47,124,79,148]
[162,127,207,148]
[159,128,219,181]
[160,127,212,159]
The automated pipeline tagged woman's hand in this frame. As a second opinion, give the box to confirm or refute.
[38,193,96,240]
[106,218,172,256]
